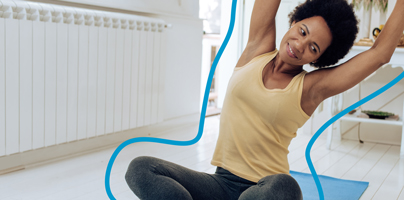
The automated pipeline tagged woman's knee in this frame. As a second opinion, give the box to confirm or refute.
[125,156,158,187]
[239,174,302,200]
[128,156,159,170]
[259,174,298,186]
[258,174,302,199]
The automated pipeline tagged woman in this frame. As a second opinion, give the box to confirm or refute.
[125,0,404,199]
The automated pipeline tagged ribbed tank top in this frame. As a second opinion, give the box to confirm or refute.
[211,49,311,182]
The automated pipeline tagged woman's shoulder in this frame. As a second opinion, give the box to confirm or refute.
[235,45,278,69]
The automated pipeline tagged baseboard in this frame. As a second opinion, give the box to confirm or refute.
[0,113,200,175]
[0,165,25,175]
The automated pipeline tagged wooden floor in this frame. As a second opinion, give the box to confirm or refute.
[0,115,403,200]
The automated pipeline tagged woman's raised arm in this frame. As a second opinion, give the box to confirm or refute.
[248,0,281,45]
[236,0,281,68]
[311,0,404,100]
[372,0,404,61]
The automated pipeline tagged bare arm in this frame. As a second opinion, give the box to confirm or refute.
[236,0,281,68]
[312,0,404,100]
[372,0,404,61]
[248,0,281,45]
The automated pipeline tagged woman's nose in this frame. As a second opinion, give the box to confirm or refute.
[295,39,307,53]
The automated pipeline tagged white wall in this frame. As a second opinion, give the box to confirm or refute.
[58,0,200,18]
[162,15,203,119]
[53,0,204,120]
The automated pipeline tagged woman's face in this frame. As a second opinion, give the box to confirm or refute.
[279,16,332,66]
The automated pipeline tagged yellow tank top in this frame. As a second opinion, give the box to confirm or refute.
[211,49,311,182]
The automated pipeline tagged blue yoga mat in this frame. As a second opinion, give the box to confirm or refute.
[290,171,369,200]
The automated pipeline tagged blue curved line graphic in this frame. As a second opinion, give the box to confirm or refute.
[305,70,404,200]
[104,0,238,199]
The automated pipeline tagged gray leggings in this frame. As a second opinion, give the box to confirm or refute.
[125,156,302,200]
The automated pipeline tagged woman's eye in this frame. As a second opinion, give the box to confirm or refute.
[311,46,317,53]
[300,28,306,36]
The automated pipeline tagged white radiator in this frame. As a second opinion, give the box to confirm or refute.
[0,0,166,156]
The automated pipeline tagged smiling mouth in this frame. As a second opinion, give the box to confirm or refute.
[287,43,297,59]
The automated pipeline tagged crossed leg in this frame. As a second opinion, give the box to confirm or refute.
[238,174,303,200]
[125,156,232,200]
[125,156,302,200]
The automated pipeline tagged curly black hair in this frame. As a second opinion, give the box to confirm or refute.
[288,0,359,68]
